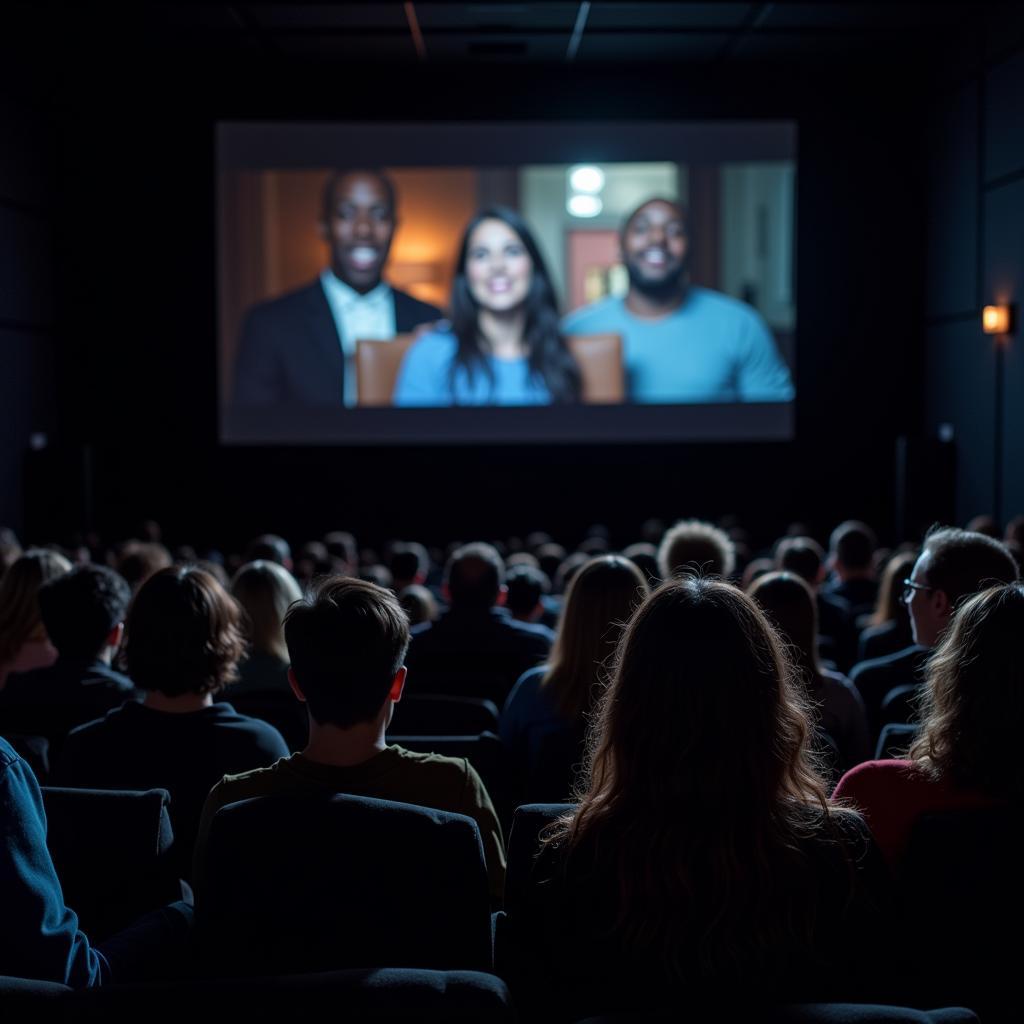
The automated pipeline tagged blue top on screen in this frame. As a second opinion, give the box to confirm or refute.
[393,330,552,407]
[562,287,794,404]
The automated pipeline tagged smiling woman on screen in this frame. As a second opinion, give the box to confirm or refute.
[393,207,581,407]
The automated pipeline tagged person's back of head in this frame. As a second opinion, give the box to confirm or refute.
[545,555,648,720]
[124,566,246,696]
[245,534,292,570]
[912,582,1024,799]
[775,537,825,587]
[323,531,358,573]
[622,542,660,587]
[231,560,303,662]
[828,520,877,577]
[389,542,430,589]
[869,549,918,628]
[965,514,1000,539]
[116,541,173,594]
[919,526,1019,609]
[748,571,820,685]
[657,519,737,580]
[398,584,438,627]
[0,549,73,666]
[560,576,831,981]
[505,564,550,622]
[284,576,410,728]
[38,565,131,663]
[444,542,505,611]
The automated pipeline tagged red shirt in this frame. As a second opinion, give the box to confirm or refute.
[832,759,997,871]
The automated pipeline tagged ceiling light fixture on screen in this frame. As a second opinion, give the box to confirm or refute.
[569,165,605,194]
[982,304,1014,336]
[568,194,603,218]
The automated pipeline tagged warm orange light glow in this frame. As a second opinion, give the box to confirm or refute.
[982,305,1011,335]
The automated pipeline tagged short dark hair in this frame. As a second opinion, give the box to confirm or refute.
[124,566,246,696]
[321,168,396,224]
[920,526,1019,608]
[828,520,876,571]
[284,576,410,728]
[657,520,737,580]
[38,565,130,661]
[505,564,549,617]
[389,542,429,584]
[775,537,825,585]
[245,534,292,566]
[445,543,505,610]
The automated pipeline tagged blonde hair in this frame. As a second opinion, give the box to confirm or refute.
[231,560,303,662]
[0,549,72,666]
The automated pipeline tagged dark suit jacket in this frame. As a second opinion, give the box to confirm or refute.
[405,607,554,708]
[850,644,931,739]
[232,279,442,406]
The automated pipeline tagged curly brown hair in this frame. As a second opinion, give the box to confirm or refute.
[123,566,246,696]
[910,582,1024,798]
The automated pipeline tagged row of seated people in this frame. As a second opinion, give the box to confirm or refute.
[0,520,1019,1015]
[1,548,1021,1020]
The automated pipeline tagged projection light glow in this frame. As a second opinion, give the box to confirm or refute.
[569,165,605,194]
[982,304,1013,335]
[567,193,603,217]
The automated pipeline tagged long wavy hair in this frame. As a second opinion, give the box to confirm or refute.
[748,571,823,689]
[542,555,648,721]
[910,582,1024,798]
[869,550,917,629]
[0,549,72,668]
[549,577,849,982]
[231,560,303,663]
[449,207,581,403]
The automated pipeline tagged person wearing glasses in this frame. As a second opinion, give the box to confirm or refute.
[848,526,1018,741]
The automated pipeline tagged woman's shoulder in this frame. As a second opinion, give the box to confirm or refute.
[403,326,457,362]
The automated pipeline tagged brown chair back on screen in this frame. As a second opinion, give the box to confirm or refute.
[356,332,624,406]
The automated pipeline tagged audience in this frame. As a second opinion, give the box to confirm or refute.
[857,549,917,662]
[657,519,736,580]
[835,582,1024,871]
[748,571,870,773]
[193,576,506,905]
[0,549,71,690]
[0,566,137,749]
[398,583,438,626]
[52,567,289,879]
[504,563,551,625]
[388,542,430,592]
[512,578,888,1018]
[404,542,552,706]
[501,555,648,802]
[114,540,173,595]
[230,560,303,695]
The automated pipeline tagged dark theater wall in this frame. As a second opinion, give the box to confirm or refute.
[925,27,1024,526]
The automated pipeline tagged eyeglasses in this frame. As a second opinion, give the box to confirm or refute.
[901,578,934,604]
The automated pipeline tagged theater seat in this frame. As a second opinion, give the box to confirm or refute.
[503,802,574,916]
[198,793,493,976]
[0,969,514,1022]
[41,787,181,941]
[355,332,624,405]
[388,693,500,736]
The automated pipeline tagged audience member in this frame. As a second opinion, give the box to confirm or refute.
[115,541,173,595]
[857,550,917,662]
[513,578,887,1018]
[835,582,1024,871]
[0,549,71,690]
[776,535,855,669]
[0,566,137,748]
[323,530,358,574]
[293,541,331,586]
[621,541,659,587]
[193,576,505,905]
[824,521,878,619]
[398,583,438,627]
[850,527,1018,736]
[965,513,999,539]
[749,572,870,773]
[244,534,293,571]
[504,564,551,625]
[388,542,430,592]
[404,543,552,706]
[53,567,289,879]
[230,560,303,695]
[657,519,736,580]
[501,555,648,803]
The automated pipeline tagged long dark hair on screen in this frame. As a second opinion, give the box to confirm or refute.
[549,577,855,983]
[449,207,581,403]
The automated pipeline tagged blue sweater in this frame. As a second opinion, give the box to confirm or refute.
[0,738,106,987]
[392,330,552,407]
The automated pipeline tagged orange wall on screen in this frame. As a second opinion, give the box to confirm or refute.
[567,230,621,311]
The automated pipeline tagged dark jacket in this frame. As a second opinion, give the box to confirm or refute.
[232,279,441,406]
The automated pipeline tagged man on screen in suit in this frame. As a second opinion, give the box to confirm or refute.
[232,169,442,407]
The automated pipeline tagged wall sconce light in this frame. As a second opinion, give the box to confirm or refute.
[982,304,1014,335]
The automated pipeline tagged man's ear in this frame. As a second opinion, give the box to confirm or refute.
[933,589,952,621]
[106,622,124,650]
[389,666,407,704]
[288,667,307,704]
[496,584,508,608]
